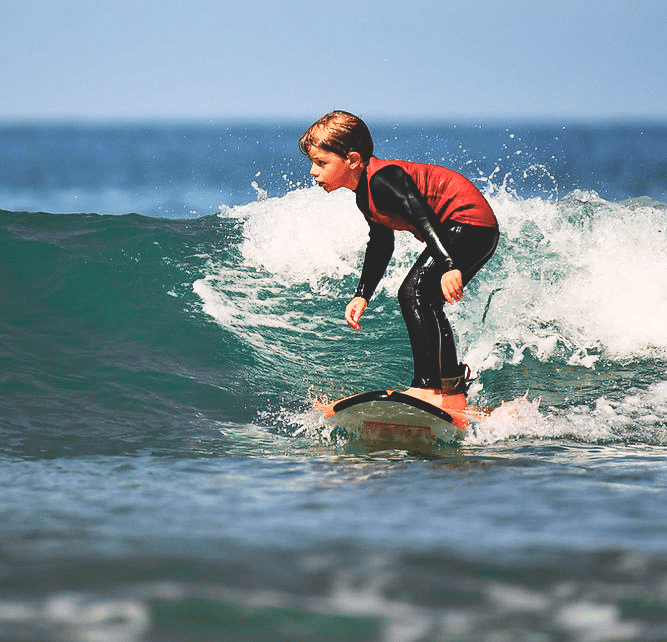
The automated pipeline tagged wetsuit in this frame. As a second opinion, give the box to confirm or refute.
[354,157,499,390]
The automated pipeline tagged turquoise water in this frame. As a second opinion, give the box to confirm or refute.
[1,122,667,641]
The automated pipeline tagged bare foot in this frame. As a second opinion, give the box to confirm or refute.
[402,387,467,411]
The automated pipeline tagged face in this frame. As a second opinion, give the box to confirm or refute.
[307,147,360,192]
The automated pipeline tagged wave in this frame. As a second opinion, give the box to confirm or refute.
[200,185,667,369]
[192,185,667,446]
[2,185,667,453]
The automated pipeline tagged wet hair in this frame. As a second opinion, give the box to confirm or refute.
[298,110,374,163]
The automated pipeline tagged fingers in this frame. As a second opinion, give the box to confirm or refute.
[345,297,367,330]
[345,305,362,329]
[441,270,464,304]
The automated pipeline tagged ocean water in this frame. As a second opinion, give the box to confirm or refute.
[1,120,667,641]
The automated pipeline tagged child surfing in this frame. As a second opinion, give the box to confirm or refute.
[300,111,499,411]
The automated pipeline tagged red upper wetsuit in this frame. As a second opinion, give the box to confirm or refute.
[363,157,497,235]
[354,157,498,301]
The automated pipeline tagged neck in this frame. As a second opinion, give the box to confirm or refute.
[349,164,367,191]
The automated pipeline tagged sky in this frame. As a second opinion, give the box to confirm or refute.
[1,0,666,123]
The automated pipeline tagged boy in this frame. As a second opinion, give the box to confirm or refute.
[299,111,499,410]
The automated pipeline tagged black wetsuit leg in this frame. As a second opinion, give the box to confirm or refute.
[397,222,499,389]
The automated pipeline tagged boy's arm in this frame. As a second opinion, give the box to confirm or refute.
[370,165,455,272]
[354,218,395,302]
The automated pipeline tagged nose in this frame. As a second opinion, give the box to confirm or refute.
[310,163,318,176]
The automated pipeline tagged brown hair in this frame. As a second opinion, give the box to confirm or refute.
[298,110,374,163]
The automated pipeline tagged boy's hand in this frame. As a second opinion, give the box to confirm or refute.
[345,297,368,330]
[441,270,463,304]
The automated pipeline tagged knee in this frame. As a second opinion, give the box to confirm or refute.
[400,266,443,311]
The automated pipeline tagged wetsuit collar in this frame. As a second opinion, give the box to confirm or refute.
[354,167,368,195]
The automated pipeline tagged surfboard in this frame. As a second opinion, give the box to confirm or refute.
[321,390,488,452]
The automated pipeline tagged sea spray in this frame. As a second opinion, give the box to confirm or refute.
[465,190,667,370]
[191,181,667,444]
[199,184,667,374]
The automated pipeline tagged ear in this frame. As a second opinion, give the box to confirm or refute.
[347,151,363,168]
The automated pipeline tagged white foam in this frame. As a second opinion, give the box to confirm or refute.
[238,187,367,289]
[206,184,667,370]
[465,377,667,445]
[0,594,149,642]
[219,185,423,293]
[464,190,667,367]
[196,185,422,361]
[465,396,548,444]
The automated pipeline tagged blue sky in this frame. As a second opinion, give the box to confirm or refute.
[2,0,666,122]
